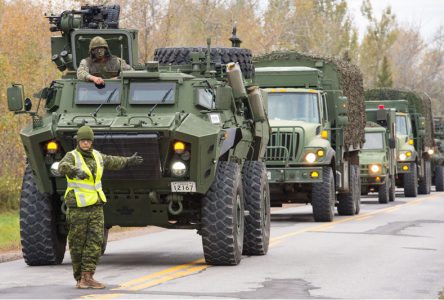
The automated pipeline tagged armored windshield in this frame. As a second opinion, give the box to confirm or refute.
[363,132,384,150]
[129,82,176,104]
[268,92,320,123]
[75,82,121,104]
[396,115,408,135]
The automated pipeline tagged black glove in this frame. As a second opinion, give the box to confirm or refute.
[127,152,143,167]
[75,168,89,180]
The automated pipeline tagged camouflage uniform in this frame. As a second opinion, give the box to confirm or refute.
[58,126,142,284]
[77,36,132,81]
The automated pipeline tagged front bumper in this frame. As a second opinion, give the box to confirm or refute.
[397,162,413,174]
[360,174,386,186]
[267,167,323,183]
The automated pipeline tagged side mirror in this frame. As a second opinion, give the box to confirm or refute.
[388,138,396,149]
[24,98,32,111]
[418,116,426,131]
[7,84,25,112]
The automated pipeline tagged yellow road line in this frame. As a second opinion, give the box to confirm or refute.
[81,294,124,299]
[112,258,205,290]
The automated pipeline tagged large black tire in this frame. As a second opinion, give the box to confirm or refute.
[242,161,270,256]
[378,174,390,204]
[312,166,335,222]
[435,166,444,191]
[20,165,66,266]
[404,162,418,197]
[338,165,361,215]
[389,175,396,202]
[418,160,432,194]
[101,228,109,255]
[154,47,255,79]
[201,162,244,265]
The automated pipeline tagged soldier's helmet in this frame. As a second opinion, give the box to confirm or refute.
[76,125,95,141]
[89,36,109,53]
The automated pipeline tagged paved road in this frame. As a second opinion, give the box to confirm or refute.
[1,190,444,299]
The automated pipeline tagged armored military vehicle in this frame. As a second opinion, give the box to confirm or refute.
[254,52,366,222]
[432,117,444,191]
[359,105,397,203]
[365,89,434,197]
[7,5,271,266]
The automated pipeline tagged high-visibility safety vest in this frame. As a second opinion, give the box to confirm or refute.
[64,149,106,207]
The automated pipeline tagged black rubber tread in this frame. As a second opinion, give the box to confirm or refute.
[201,161,244,265]
[389,175,396,202]
[312,166,335,222]
[242,161,270,256]
[378,174,390,204]
[154,47,255,79]
[418,160,432,194]
[101,228,109,255]
[435,166,444,191]
[404,162,418,197]
[338,164,361,215]
[20,165,66,266]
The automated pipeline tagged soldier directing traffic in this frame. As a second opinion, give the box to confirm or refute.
[58,126,143,289]
[77,36,132,85]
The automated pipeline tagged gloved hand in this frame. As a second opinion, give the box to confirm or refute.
[75,168,89,180]
[127,152,143,167]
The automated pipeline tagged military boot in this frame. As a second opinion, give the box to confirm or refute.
[76,280,80,288]
[78,272,106,289]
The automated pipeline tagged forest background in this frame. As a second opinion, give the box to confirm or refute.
[0,0,443,211]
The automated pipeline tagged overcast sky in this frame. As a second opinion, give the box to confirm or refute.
[346,0,444,41]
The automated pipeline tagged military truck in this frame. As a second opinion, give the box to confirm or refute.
[359,104,397,203]
[7,5,271,266]
[365,89,435,197]
[254,52,366,222]
[432,117,444,191]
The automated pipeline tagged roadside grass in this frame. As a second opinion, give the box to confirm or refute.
[0,211,20,252]
[0,176,21,212]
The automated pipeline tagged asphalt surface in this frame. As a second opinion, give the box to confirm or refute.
[1,189,444,299]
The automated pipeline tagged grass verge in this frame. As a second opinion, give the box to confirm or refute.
[0,210,20,252]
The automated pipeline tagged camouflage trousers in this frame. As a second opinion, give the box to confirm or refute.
[67,205,104,281]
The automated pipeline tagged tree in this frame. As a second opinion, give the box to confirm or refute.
[376,56,393,87]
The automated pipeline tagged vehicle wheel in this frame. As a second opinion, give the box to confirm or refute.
[154,47,255,79]
[404,162,418,197]
[101,228,109,255]
[242,161,270,256]
[312,166,335,222]
[389,175,396,202]
[201,161,244,265]
[338,164,361,215]
[378,174,390,204]
[418,160,431,194]
[20,165,66,266]
[435,166,444,191]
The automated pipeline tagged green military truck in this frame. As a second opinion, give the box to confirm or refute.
[359,105,397,203]
[432,117,444,191]
[365,89,435,197]
[254,52,366,222]
[7,5,271,266]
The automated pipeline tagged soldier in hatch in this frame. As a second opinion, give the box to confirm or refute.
[77,36,133,85]
[58,125,143,289]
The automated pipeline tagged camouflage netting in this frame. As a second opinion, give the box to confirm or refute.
[365,88,434,148]
[365,121,383,128]
[254,51,366,149]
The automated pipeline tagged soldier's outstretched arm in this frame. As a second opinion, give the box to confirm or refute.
[77,59,92,81]
[58,153,77,178]
[102,154,131,170]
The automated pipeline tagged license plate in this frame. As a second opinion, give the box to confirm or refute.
[171,181,196,193]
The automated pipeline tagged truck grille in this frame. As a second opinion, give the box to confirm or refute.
[266,132,299,162]
[93,134,161,180]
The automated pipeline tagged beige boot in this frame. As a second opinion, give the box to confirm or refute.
[76,279,80,288]
[78,272,106,289]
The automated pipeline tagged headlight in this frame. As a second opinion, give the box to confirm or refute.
[46,140,59,154]
[173,141,186,154]
[399,153,407,161]
[428,149,435,155]
[305,153,317,163]
[50,162,61,176]
[369,164,381,174]
[406,151,412,157]
[171,161,187,177]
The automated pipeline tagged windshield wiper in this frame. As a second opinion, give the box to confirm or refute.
[91,88,118,118]
[148,88,173,116]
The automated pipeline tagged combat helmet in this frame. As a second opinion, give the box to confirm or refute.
[89,36,109,53]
